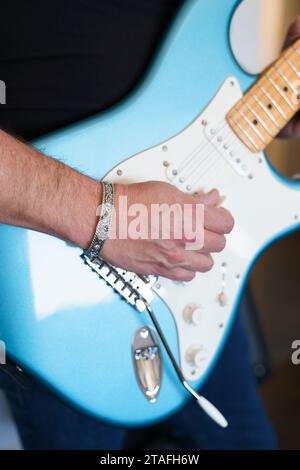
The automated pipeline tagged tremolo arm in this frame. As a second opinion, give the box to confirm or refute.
[81,254,228,428]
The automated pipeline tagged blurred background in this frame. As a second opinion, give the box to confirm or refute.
[0,0,299,450]
[250,0,300,450]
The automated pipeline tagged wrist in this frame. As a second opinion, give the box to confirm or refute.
[62,172,103,249]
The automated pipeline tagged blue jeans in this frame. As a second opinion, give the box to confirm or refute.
[0,314,277,450]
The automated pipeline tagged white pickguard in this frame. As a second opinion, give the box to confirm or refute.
[104,77,300,381]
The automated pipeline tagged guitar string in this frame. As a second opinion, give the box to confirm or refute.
[179,56,296,185]
[226,48,299,144]
[173,122,229,189]
[177,122,227,175]
[176,141,208,173]
[178,47,298,176]
[189,142,235,188]
[186,125,253,189]
[187,48,299,184]
[177,123,239,189]
[180,125,234,184]
[238,49,299,127]
[189,138,240,187]
[171,48,299,190]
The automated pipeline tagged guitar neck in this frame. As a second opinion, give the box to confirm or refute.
[226,38,300,153]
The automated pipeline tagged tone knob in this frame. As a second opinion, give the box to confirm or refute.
[185,345,206,368]
[183,303,201,325]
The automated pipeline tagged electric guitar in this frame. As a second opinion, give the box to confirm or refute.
[0,0,299,428]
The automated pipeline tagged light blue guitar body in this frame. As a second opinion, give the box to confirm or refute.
[0,0,299,427]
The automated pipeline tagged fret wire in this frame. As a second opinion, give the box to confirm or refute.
[266,75,296,111]
[229,114,260,152]
[275,65,298,96]
[243,48,298,124]
[242,97,278,134]
[258,84,287,120]
[248,46,299,119]
[228,43,299,150]
[293,45,300,58]
[236,108,267,144]
[244,47,299,116]
[267,47,300,90]
[283,57,300,79]
[275,50,300,85]
[250,93,283,130]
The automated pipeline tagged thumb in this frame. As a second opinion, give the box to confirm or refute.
[196,189,220,206]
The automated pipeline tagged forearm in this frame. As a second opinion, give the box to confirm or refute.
[0,129,101,248]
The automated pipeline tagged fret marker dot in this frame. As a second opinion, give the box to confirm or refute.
[283,86,289,93]
[253,119,258,126]
[267,104,273,110]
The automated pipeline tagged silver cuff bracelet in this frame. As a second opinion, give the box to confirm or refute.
[83,181,115,260]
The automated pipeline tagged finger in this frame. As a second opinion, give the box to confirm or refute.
[279,114,300,139]
[196,189,219,206]
[180,252,214,273]
[200,230,226,253]
[284,16,300,48]
[204,205,234,234]
[158,267,196,282]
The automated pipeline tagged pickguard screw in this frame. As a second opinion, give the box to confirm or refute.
[201,119,208,126]
[162,145,168,152]
[230,81,235,87]
[156,283,161,290]
[163,161,169,167]
[248,174,253,180]
[294,214,299,220]
[219,323,224,329]
[140,328,149,339]
[172,169,178,176]
[117,169,122,176]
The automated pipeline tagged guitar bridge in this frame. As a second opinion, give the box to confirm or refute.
[81,254,156,312]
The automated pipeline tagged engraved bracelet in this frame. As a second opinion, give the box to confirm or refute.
[83,181,115,260]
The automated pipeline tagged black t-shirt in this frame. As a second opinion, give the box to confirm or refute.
[0,0,182,139]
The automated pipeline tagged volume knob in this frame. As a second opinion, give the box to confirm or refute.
[183,303,201,325]
[185,345,206,368]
